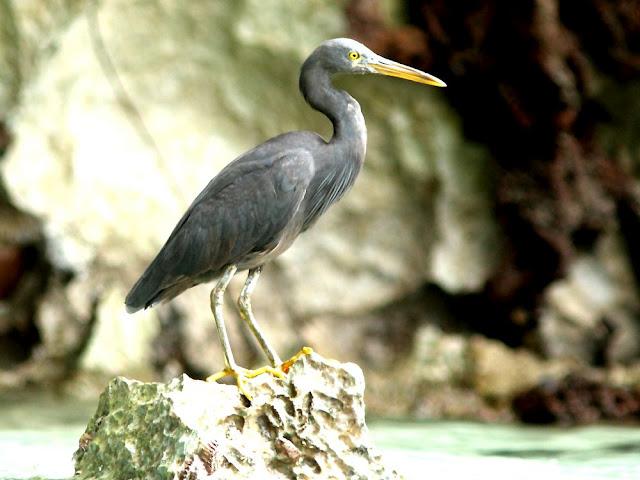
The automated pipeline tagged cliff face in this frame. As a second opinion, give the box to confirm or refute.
[348,0,640,363]
[2,0,639,423]
[0,0,496,389]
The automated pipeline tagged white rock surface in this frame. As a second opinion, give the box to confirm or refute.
[73,352,401,479]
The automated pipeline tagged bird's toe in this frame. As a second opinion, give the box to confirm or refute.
[280,346,314,373]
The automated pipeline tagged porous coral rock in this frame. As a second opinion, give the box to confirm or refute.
[73,351,401,480]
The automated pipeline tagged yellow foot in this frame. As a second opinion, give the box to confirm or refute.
[205,347,313,400]
[206,365,285,400]
[281,346,313,373]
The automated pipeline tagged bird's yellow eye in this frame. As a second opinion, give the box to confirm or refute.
[348,51,360,61]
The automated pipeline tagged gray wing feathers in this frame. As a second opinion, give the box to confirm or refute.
[125,149,314,312]
[302,157,360,231]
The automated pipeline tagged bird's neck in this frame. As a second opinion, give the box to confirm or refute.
[297,61,368,231]
[299,64,367,156]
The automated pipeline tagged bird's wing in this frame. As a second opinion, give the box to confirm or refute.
[301,154,362,231]
[125,149,315,311]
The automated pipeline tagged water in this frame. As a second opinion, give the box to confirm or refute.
[0,394,639,479]
[371,420,640,480]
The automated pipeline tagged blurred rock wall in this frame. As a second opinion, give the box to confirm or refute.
[0,0,498,385]
[3,0,639,422]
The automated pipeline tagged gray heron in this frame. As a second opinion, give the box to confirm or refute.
[125,38,446,397]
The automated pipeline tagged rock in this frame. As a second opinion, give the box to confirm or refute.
[403,324,640,422]
[539,233,640,364]
[0,0,20,113]
[398,326,571,420]
[410,325,469,386]
[0,199,47,374]
[469,335,576,401]
[513,374,640,424]
[73,351,401,480]
[0,0,498,377]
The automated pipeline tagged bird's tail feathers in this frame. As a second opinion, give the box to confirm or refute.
[124,264,166,313]
[125,269,194,314]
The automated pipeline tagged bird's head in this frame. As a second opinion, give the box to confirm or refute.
[312,38,446,88]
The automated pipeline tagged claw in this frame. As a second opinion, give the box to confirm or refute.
[281,346,313,373]
[206,364,286,400]
[244,365,286,379]
[206,347,313,400]
[235,375,253,401]
[206,368,234,383]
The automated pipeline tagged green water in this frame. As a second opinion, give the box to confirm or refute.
[1,394,639,479]
[371,421,640,479]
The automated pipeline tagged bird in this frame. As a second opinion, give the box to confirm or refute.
[125,38,446,397]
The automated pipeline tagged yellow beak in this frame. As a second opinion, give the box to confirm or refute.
[370,57,447,87]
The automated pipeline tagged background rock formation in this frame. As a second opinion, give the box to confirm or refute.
[0,0,639,421]
[0,1,496,381]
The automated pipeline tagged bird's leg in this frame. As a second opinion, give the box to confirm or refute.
[237,268,314,375]
[237,267,282,367]
[208,264,238,371]
[206,264,284,400]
